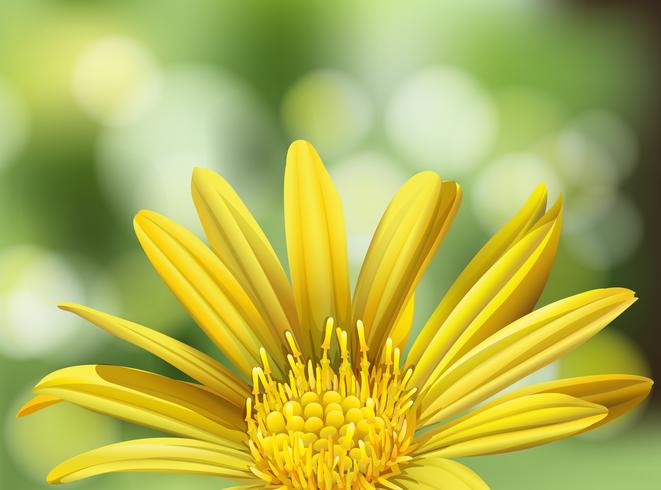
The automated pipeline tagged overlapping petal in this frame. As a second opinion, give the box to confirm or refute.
[58,302,249,407]
[46,438,254,484]
[414,393,607,457]
[408,185,560,391]
[418,288,636,426]
[16,394,62,417]
[352,171,461,362]
[284,140,352,356]
[192,168,302,353]
[476,374,653,432]
[30,365,246,446]
[386,457,488,489]
[389,293,416,352]
[134,210,285,376]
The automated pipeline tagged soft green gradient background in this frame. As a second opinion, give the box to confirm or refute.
[1,1,659,488]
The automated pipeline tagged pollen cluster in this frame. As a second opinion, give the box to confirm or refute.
[245,319,417,489]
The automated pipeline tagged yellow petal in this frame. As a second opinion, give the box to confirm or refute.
[352,171,461,362]
[134,210,285,377]
[418,288,636,426]
[59,302,249,407]
[415,393,607,458]
[32,365,246,446]
[388,457,489,489]
[284,140,351,354]
[479,374,653,432]
[192,167,302,353]
[408,184,548,368]
[390,293,415,352]
[409,187,560,391]
[47,438,254,484]
[16,394,62,417]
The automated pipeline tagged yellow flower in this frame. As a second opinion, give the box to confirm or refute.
[19,140,652,489]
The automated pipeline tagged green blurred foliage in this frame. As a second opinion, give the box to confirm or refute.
[1,1,659,489]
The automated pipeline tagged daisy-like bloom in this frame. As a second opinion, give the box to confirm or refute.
[19,140,653,489]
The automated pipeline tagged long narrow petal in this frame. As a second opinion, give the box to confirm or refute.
[472,374,653,432]
[418,288,636,426]
[32,365,246,446]
[386,457,489,489]
[47,438,254,484]
[134,210,285,377]
[192,168,302,352]
[409,186,560,390]
[284,140,351,354]
[414,393,607,458]
[59,302,249,407]
[352,172,461,362]
[389,293,415,352]
[408,185,547,369]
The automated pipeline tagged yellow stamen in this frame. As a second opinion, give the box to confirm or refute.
[246,321,415,488]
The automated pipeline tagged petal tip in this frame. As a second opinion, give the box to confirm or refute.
[289,139,314,150]
[287,139,320,164]
[133,209,162,230]
[533,182,548,195]
[191,166,218,184]
[46,468,63,485]
[57,301,77,312]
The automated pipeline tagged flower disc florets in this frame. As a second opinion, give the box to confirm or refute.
[246,319,417,488]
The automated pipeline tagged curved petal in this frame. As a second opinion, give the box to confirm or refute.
[59,302,249,407]
[352,172,461,362]
[47,438,254,484]
[134,210,285,377]
[475,374,653,432]
[31,365,246,446]
[418,288,636,426]
[16,394,62,417]
[414,393,607,458]
[284,140,351,355]
[192,167,302,352]
[386,457,489,489]
[409,186,560,391]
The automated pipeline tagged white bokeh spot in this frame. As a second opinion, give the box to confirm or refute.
[386,66,497,175]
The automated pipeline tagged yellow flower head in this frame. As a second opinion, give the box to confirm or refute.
[18,141,653,489]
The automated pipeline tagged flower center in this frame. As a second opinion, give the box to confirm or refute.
[245,320,417,489]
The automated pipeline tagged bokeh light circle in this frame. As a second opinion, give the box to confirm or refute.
[564,194,643,270]
[386,66,497,175]
[566,110,638,180]
[329,152,407,270]
[72,36,162,126]
[551,128,619,191]
[472,153,562,233]
[282,70,372,157]
[0,77,30,172]
[0,246,85,359]
[97,65,277,230]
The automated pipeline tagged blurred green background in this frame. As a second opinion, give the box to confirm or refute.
[1,0,660,488]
